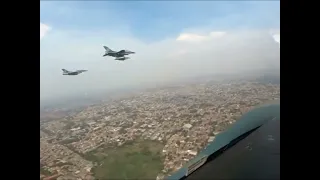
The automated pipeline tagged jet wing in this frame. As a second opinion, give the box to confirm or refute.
[62,69,70,73]
[184,118,279,180]
[76,70,87,73]
[167,101,280,180]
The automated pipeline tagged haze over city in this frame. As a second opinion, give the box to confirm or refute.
[40,2,280,180]
[40,1,280,101]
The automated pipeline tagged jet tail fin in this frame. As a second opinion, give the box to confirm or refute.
[62,69,70,73]
[103,46,113,52]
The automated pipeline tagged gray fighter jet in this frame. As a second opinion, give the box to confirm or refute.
[102,46,135,58]
[62,69,87,76]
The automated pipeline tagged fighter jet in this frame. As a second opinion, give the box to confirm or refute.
[62,69,87,76]
[102,46,135,58]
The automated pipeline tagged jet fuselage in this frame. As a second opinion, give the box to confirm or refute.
[104,50,135,57]
[62,69,87,76]
[63,72,79,75]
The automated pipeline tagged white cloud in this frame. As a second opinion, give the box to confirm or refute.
[176,31,226,42]
[40,23,51,40]
[272,34,280,48]
[269,29,280,48]
[40,26,280,101]
[176,33,207,42]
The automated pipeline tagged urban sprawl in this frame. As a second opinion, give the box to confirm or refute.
[40,81,280,180]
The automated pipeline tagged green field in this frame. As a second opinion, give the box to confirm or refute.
[85,140,165,179]
[40,167,53,176]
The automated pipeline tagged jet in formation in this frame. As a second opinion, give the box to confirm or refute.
[62,45,134,76]
[103,46,135,61]
[62,69,87,76]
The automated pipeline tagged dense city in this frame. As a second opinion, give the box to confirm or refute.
[40,80,280,180]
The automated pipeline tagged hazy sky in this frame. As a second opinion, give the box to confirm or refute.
[40,1,280,101]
